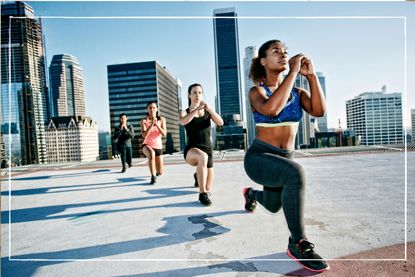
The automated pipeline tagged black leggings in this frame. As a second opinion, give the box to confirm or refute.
[244,139,305,243]
[117,145,132,168]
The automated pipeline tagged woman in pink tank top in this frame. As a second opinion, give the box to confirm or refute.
[140,102,166,184]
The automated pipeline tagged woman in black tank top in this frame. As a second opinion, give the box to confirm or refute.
[179,83,223,206]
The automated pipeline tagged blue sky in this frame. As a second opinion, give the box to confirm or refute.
[24,1,415,132]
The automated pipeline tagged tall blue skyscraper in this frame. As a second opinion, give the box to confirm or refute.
[1,1,48,165]
[316,72,328,132]
[213,7,243,120]
[213,7,246,150]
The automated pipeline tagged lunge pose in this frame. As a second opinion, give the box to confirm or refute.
[179,83,224,206]
[113,113,134,173]
[140,102,166,184]
[243,40,329,272]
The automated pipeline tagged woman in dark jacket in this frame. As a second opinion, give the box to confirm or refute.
[113,113,134,173]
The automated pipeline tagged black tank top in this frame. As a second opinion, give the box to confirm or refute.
[185,108,212,154]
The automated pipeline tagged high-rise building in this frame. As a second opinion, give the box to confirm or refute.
[98,131,112,160]
[45,116,98,163]
[215,114,245,150]
[1,1,48,165]
[49,54,86,117]
[316,72,328,132]
[295,75,311,148]
[411,109,415,143]
[244,46,257,147]
[107,61,181,157]
[213,7,246,150]
[292,73,328,148]
[346,89,403,145]
[213,7,243,120]
[177,78,187,151]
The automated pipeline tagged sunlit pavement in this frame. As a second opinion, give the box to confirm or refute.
[1,151,414,276]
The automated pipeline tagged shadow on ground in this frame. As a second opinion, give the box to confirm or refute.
[2,186,197,223]
[1,211,246,276]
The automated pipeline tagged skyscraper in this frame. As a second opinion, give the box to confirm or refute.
[49,54,86,117]
[213,7,246,150]
[295,75,311,148]
[1,1,48,165]
[346,89,403,145]
[316,72,328,132]
[213,7,243,120]
[107,61,181,157]
[293,73,327,148]
[243,46,257,147]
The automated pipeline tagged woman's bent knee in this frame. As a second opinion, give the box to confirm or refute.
[287,163,305,186]
[198,153,208,166]
[267,204,281,213]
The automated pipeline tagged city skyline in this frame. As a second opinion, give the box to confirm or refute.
[5,1,415,132]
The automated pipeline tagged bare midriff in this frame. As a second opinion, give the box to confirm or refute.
[256,125,298,150]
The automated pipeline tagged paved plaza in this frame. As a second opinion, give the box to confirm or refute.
[1,151,414,276]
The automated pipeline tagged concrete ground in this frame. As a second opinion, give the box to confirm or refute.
[1,151,414,276]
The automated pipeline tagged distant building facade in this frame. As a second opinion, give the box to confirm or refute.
[346,89,403,145]
[49,54,86,117]
[316,72,328,132]
[216,114,245,150]
[98,131,112,160]
[107,61,181,157]
[244,46,256,147]
[313,129,361,148]
[411,109,415,143]
[46,116,99,163]
[294,75,311,148]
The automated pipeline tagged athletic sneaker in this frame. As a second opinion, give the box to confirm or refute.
[287,237,330,272]
[243,187,257,212]
[150,175,157,184]
[193,173,199,187]
[199,192,212,206]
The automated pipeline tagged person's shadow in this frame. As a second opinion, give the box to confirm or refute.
[2,186,196,224]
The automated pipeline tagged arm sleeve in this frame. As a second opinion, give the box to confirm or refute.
[125,125,135,138]
[112,127,120,141]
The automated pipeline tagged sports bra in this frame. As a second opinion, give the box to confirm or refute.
[252,84,303,127]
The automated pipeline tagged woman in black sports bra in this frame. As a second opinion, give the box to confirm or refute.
[179,83,223,206]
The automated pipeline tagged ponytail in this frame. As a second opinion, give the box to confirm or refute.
[249,57,266,85]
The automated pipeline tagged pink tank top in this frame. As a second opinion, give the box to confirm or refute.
[142,118,163,150]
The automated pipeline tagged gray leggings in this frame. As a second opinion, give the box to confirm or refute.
[244,139,305,242]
